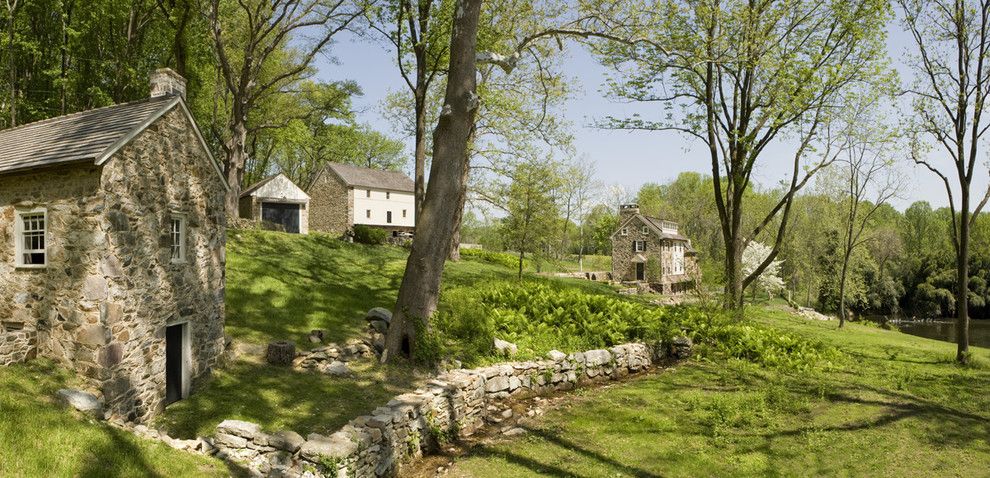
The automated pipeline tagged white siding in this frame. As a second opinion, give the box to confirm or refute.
[350,187,415,227]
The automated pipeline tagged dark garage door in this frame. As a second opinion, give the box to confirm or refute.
[261,202,301,233]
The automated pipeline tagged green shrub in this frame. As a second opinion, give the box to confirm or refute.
[426,281,839,370]
[459,248,526,270]
[352,225,388,245]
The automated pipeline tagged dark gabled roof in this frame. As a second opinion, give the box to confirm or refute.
[612,214,691,242]
[0,96,177,175]
[322,162,414,192]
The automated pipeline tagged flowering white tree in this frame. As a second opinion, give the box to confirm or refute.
[743,242,785,298]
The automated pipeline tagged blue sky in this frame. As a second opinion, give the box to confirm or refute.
[315,21,987,211]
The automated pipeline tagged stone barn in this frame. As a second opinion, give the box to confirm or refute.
[611,204,699,293]
[238,173,310,234]
[0,68,227,422]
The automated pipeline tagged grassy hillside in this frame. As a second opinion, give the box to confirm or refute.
[0,360,232,477]
[443,306,990,477]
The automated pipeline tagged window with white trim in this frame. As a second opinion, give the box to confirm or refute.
[15,209,47,267]
[634,240,645,252]
[170,215,187,263]
[641,226,648,234]
[620,227,628,236]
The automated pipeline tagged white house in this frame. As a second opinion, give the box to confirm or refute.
[307,162,416,236]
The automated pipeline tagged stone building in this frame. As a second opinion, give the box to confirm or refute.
[0,68,227,422]
[307,162,415,236]
[238,173,310,234]
[611,204,699,293]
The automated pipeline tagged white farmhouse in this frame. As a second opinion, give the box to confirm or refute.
[307,162,416,236]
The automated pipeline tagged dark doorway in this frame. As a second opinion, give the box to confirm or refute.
[261,202,301,233]
[636,262,645,281]
[165,323,186,405]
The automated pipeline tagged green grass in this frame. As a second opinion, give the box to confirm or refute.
[159,229,612,438]
[444,305,990,477]
[0,360,234,477]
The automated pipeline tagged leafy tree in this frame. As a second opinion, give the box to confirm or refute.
[595,0,891,316]
[743,241,785,299]
[498,160,564,278]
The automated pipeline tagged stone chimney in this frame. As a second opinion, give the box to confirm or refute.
[150,68,187,100]
[619,203,640,221]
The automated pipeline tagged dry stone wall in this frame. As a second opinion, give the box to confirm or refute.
[307,170,351,235]
[213,342,661,477]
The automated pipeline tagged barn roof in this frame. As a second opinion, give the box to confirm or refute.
[0,96,177,174]
[241,173,309,202]
[322,162,414,192]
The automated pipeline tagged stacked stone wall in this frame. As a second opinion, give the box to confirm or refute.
[213,342,660,477]
[307,170,351,235]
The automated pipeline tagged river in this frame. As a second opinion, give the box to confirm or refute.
[893,319,990,348]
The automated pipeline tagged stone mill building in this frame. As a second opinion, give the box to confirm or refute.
[611,204,699,293]
[0,68,227,422]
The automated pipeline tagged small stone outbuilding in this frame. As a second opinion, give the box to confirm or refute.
[0,68,227,422]
[611,204,699,293]
[238,173,310,234]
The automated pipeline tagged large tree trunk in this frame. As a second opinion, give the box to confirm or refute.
[414,92,428,222]
[384,0,482,362]
[224,117,249,217]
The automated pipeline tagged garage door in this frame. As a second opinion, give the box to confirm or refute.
[261,202,301,233]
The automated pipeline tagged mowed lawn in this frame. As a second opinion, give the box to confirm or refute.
[159,229,609,438]
[0,360,234,477]
[445,308,990,477]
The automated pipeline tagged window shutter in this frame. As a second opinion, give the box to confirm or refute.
[632,241,636,252]
[643,241,647,251]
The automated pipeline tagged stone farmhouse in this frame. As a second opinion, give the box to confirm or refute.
[239,173,310,234]
[307,162,416,236]
[611,204,699,293]
[0,68,227,422]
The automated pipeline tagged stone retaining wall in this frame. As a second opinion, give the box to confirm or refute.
[213,342,663,477]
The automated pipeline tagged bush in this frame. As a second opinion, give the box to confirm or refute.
[459,248,527,270]
[426,281,839,370]
[352,225,388,245]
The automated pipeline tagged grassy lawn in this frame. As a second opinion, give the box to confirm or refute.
[159,229,612,438]
[0,360,233,477]
[444,307,990,477]
[549,254,612,273]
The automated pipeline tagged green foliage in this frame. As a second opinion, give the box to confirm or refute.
[429,282,838,370]
[459,248,526,270]
[352,225,388,246]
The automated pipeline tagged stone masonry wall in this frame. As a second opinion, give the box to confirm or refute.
[307,170,351,235]
[98,106,227,421]
[0,163,106,372]
[213,343,660,477]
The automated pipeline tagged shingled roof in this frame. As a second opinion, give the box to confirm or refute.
[322,162,414,192]
[0,96,177,175]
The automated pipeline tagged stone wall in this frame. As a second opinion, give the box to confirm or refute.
[97,106,227,421]
[307,169,351,235]
[0,163,107,373]
[0,106,226,422]
[213,342,661,477]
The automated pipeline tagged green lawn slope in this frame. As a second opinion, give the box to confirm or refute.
[444,306,990,477]
[0,360,232,477]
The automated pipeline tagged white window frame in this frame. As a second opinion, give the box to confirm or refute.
[641,226,649,234]
[620,227,628,236]
[14,208,48,269]
[634,240,645,252]
[170,214,187,264]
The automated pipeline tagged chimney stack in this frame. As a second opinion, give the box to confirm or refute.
[619,203,640,221]
[150,68,187,100]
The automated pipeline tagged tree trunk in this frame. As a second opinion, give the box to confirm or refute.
[7,3,16,127]
[723,230,745,319]
[224,117,249,217]
[414,91,428,223]
[957,202,971,363]
[838,253,850,328]
[383,0,481,362]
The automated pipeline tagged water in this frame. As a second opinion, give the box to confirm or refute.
[894,319,990,348]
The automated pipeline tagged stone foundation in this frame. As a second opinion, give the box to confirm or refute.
[213,342,663,477]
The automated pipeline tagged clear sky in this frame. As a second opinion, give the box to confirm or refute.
[315,19,988,212]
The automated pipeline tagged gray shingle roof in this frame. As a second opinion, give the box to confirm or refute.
[324,162,414,192]
[0,96,176,175]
